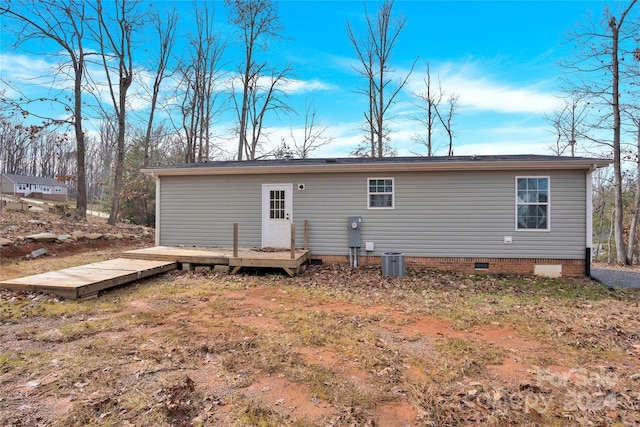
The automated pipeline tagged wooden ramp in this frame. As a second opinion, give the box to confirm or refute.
[122,246,312,277]
[0,258,177,300]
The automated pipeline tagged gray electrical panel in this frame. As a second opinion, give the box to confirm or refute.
[347,216,362,247]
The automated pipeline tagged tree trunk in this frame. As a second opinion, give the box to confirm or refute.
[144,7,177,168]
[570,101,576,157]
[608,209,615,264]
[143,102,156,168]
[369,77,375,157]
[237,59,252,161]
[377,62,384,158]
[100,0,135,226]
[594,187,607,259]
[108,70,130,225]
[610,16,627,265]
[626,122,640,264]
[108,116,126,225]
[74,65,87,220]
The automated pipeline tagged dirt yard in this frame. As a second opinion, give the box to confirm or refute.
[0,210,639,426]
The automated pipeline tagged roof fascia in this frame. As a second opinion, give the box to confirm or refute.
[142,159,612,177]
[1,174,67,185]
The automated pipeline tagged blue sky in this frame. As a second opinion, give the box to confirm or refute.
[271,0,603,157]
[0,1,615,159]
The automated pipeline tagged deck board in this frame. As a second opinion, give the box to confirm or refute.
[122,246,234,264]
[0,258,177,299]
[123,246,311,276]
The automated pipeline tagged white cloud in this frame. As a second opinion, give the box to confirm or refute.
[1,53,54,78]
[284,78,336,94]
[407,61,562,115]
[219,72,336,97]
[1,52,155,117]
[1,53,67,93]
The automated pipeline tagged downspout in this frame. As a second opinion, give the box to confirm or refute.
[586,164,596,278]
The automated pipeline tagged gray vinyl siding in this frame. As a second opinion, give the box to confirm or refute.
[159,175,263,247]
[158,169,587,260]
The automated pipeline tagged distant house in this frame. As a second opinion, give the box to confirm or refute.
[1,173,69,202]
[142,155,611,277]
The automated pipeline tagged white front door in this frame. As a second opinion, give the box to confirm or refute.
[262,184,293,248]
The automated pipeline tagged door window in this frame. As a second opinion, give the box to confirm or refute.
[270,190,285,219]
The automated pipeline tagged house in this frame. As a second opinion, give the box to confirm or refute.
[142,155,612,277]
[1,173,69,202]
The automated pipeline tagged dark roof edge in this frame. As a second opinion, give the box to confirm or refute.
[142,155,612,177]
[1,173,67,185]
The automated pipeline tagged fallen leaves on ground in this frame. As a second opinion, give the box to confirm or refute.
[0,257,639,425]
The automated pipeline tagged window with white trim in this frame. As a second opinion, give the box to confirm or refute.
[17,183,27,191]
[54,186,62,193]
[368,178,394,209]
[516,177,549,230]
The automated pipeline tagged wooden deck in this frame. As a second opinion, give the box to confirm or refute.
[122,246,312,277]
[0,246,311,299]
[0,258,177,300]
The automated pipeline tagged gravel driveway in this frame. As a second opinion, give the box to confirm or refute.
[590,267,640,289]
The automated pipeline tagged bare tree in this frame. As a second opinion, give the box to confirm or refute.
[32,130,63,177]
[225,0,283,161]
[348,0,416,158]
[606,3,636,265]
[177,1,226,163]
[355,44,377,158]
[0,118,38,175]
[84,120,116,210]
[142,5,178,168]
[562,1,638,264]
[89,0,141,225]
[241,69,292,160]
[178,76,198,163]
[624,116,640,262]
[546,95,591,156]
[0,0,91,218]
[435,92,459,157]
[411,63,442,156]
[288,101,334,159]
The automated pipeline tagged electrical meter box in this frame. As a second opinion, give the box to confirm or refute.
[347,216,362,247]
